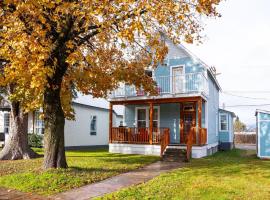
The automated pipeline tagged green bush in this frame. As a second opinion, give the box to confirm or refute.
[28,134,43,148]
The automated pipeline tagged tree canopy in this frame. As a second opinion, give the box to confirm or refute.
[0,0,221,117]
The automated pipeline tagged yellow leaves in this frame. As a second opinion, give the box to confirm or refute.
[0,0,222,116]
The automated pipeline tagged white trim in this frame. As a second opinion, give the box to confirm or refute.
[109,143,161,156]
[219,113,229,132]
[205,101,209,144]
[135,106,160,128]
[257,114,261,157]
[170,65,185,94]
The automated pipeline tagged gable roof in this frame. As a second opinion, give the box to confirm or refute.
[73,93,124,116]
[177,44,222,91]
[164,37,222,91]
[219,108,236,117]
[255,109,270,116]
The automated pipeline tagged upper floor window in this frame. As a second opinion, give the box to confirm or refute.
[219,113,228,132]
[90,115,97,135]
[35,111,44,134]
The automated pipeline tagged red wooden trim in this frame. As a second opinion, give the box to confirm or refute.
[110,96,201,105]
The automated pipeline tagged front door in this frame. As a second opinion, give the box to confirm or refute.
[180,103,196,144]
[172,66,184,93]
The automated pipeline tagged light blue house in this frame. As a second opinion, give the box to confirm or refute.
[218,109,236,150]
[108,38,234,158]
[255,110,270,159]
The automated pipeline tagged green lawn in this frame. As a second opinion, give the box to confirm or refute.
[100,149,270,200]
[0,148,159,196]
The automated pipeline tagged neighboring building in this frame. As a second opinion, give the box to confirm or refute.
[108,38,234,158]
[255,109,270,159]
[0,95,123,149]
[218,109,236,150]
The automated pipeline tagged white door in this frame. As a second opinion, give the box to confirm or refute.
[172,67,184,93]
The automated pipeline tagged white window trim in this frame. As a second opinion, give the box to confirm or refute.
[34,111,44,135]
[219,113,229,132]
[135,106,160,128]
[170,65,185,94]
[90,115,97,135]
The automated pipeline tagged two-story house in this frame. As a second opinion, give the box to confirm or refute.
[108,38,235,159]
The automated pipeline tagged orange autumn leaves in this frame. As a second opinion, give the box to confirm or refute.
[0,0,221,118]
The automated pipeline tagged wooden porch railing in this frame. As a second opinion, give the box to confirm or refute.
[111,127,170,145]
[160,128,170,156]
[199,128,207,145]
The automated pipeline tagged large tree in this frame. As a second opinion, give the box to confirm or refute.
[0,59,38,160]
[0,0,221,168]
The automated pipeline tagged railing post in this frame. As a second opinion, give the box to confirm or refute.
[198,98,202,145]
[128,128,131,144]
[109,103,113,143]
[149,102,153,145]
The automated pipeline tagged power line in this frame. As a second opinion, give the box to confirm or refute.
[222,91,270,100]
[226,104,270,108]
[224,90,270,93]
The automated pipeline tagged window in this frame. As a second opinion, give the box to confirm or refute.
[137,109,147,128]
[183,103,195,112]
[4,113,10,134]
[35,111,44,134]
[90,115,97,135]
[135,107,160,128]
[152,108,159,128]
[219,113,228,131]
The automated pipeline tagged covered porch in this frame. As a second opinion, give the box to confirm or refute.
[109,96,207,156]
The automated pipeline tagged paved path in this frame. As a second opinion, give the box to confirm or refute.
[0,187,50,200]
[53,161,182,200]
[235,144,256,150]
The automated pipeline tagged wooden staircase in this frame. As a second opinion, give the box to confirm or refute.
[162,145,187,162]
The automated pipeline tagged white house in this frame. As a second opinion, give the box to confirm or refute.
[0,95,123,149]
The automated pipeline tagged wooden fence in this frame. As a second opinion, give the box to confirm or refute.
[234,133,256,144]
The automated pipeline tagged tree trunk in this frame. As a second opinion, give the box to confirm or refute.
[43,86,67,169]
[0,102,38,160]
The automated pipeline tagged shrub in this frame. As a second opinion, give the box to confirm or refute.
[28,134,43,148]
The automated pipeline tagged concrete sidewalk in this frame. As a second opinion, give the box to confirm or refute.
[53,161,182,200]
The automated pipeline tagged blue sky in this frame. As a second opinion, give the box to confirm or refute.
[186,0,270,126]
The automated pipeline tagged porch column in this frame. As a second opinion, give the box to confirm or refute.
[149,102,153,144]
[109,103,113,143]
[198,98,202,145]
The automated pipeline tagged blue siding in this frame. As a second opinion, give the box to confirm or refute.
[218,110,234,143]
[160,103,180,143]
[207,73,219,144]
[257,112,270,158]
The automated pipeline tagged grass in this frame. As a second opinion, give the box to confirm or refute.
[99,149,270,200]
[0,148,159,196]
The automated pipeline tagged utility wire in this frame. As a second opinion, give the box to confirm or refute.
[226,104,270,108]
[222,91,270,100]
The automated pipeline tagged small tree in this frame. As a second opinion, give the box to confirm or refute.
[0,0,222,168]
[234,116,247,133]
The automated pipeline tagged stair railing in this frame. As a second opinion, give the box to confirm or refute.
[160,128,170,157]
[186,127,195,162]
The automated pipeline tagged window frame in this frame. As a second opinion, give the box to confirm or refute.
[90,115,97,136]
[3,112,10,134]
[219,113,229,132]
[34,111,44,134]
[135,106,160,128]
